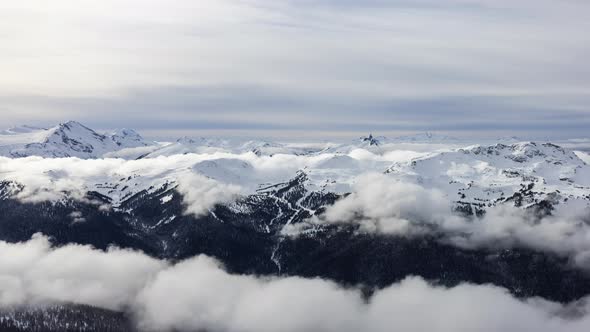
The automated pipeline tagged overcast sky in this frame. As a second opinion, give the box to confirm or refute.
[1,0,589,139]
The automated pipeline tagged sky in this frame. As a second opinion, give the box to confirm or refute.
[0,0,589,140]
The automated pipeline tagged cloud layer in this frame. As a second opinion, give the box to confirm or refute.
[1,0,589,138]
[2,234,590,332]
[292,172,590,269]
[176,172,242,217]
[0,149,415,210]
[2,150,589,268]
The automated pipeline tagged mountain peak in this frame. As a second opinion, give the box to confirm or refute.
[360,133,381,146]
[0,121,150,158]
[109,128,146,147]
[53,121,96,135]
[59,120,87,128]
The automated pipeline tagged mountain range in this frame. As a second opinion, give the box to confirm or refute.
[1,121,589,331]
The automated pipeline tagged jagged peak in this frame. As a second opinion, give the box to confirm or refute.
[359,133,381,146]
[56,120,94,131]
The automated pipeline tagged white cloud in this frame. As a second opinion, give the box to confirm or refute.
[0,0,589,136]
[2,234,590,332]
[0,155,248,215]
[0,234,165,310]
[448,204,590,269]
[2,149,590,269]
[0,148,417,210]
[176,172,242,217]
[302,172,590,269]
[319,172,457,234]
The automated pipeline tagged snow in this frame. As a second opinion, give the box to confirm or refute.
[160,194,173,204]
[574,151,590,165]
[386,142,590,210]
[0,121,152,159]
[0,122,588,214]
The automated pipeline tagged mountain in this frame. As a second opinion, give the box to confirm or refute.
[0,121,150,158]
[386,142,590,215]
[322,132,465,155]
[1,134,590,331]
[359,133,383,146]
[142,137,330,157]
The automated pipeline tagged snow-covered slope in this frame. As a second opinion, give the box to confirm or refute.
[322,133,467,155]
[386,142,590,214]
[0,121,150,158]
[0,120,588,216]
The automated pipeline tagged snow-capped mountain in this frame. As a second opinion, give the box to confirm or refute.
[0,121,150,158]
[142,136,331,157]
[1,139,589,307]
[1,123,587,213]
[387,142,590,215]
[1,126,590,331]
[359,133,383,146]
[108,128,147,148]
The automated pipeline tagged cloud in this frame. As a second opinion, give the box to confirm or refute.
[1,0,589,137]
[0,148,420,210]
[0,155,249,215]
[135,256,366,332]
[296,172,590,270]
[176,172,242,217]
[448,204,590,269]
[319,172,457,234]
[2,152,590,270]
[2,234,590,332]
[0,234,165,309]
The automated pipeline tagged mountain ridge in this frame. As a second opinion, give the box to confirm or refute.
[0,121,150,158]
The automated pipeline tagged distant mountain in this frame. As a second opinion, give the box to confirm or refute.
[143,137,329,157]
[1,143,589,310]
[1,125,590,331]
[387,142,590,214]
[0,121,150,158]
[359,133,383,146]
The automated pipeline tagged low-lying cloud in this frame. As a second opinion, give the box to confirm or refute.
[0,149,418,212]
[176,172,242,217]
[320,172,456,234]
[2,234,590,332]
[2,151,590,270]
[0,155,256,215]
[0,234,164,310]
[291,172,590,270]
